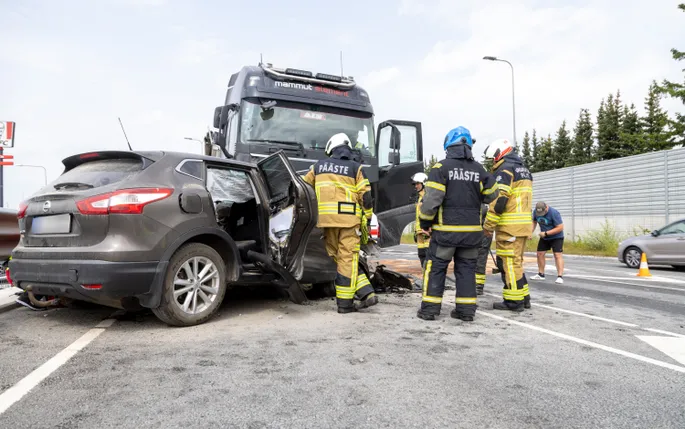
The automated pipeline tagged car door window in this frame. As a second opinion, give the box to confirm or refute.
[258,154,294,208]
[660,221,685,235]
[378,124,419,167]
[206,168,255,203]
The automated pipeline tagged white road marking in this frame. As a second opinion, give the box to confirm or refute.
[636,336,685,366]
[0,319,116,415]
[643,328,685,338]
[562,275,685,292]
[478,311,685,374]
[483,292,684,337]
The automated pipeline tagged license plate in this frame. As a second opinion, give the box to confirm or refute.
[31,214,72,234]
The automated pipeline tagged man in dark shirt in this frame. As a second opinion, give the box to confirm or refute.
[531,202,565,284]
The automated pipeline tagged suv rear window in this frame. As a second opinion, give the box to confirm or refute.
[53,158,144,189]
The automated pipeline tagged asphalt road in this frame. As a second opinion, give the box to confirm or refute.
[1,246,684,429]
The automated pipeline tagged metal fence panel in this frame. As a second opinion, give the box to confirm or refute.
[531,147,685,239]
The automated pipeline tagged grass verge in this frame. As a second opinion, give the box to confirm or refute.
[401,219,627,257]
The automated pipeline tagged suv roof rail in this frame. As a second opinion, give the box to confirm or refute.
[259,63,356,90]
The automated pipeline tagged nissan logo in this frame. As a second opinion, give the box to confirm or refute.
[42,201,51,212]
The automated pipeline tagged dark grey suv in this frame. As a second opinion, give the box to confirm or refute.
[10,150,403,326]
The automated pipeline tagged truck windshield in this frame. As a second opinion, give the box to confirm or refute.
[240,99,375,155]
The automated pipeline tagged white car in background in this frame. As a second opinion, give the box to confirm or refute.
[617,218,685,270]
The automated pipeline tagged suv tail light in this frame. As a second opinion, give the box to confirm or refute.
[17,201,28,219]
[77,188,173,215]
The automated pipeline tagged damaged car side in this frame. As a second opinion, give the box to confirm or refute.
[9,148,417,326]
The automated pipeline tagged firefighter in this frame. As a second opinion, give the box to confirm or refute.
[482,138,534,312]
[302,133,378,313]
[411,172,430,268]
[416,126,498,322]
[475,203,492,295]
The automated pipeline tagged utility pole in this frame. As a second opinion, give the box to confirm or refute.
[483,56,517,148]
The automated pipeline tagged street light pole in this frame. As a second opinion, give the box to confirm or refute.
[15,164,48,186]
[483,56,517,148]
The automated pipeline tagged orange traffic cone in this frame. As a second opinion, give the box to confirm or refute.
[636,253,652,277]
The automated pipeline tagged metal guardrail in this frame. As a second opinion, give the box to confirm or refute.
[532,147,685,239]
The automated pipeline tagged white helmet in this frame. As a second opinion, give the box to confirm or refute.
[411,172,428,184]
[483,138,514,163]
[325,132,352,156]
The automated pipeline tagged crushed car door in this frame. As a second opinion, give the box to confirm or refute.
[374,120,425,247]
[257,151,316,280]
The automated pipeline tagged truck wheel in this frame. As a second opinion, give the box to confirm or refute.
[152,243,227,327]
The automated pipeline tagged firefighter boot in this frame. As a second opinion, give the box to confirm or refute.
[493,301,524,312]
[523,295,531,309]
[338,306,358,314]
[476,285,484,295]
[416,310,436,321]
[450,308,474,322]
[355,294,379,310]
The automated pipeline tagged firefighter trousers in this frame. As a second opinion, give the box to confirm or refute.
[324,227,375,309]
[418,247,428,268]
[475,233,493,290]
[419,240,478,317]
[495,232,529,307]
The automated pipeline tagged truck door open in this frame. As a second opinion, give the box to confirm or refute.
[374,120,425,247]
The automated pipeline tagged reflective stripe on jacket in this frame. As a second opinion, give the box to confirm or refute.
[483,153,533,237]
[302,147,373,228]
[415,189,430,249]
[418,145,498,248]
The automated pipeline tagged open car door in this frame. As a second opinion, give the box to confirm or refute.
[257,151,316,280]
[373,120,425,247]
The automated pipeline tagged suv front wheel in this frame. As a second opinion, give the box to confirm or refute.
[153,243,227,327]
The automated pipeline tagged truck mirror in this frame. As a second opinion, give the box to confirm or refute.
[389,127,401,150]
[388,152,401,165]
[213,106,223,128]
[219,107,229,128]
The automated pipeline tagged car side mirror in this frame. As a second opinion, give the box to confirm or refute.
[388,152,401,165]
[651,230,659,237]
[389,127,401,150]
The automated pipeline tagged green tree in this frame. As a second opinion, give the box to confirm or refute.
[535,134,554,171]
[642,80,671,151]
[620,103,643,156]
[597,91,623,160]
[521,131,533,168]
[424,154,439,173]
[552,121,572,169]
[530,129,539,172]
[570,108,594,166]
[657,3,685,144]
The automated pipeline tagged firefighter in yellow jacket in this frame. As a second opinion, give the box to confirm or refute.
[482,138,534,312]
[303,133,378,313]
[412,172,430,268]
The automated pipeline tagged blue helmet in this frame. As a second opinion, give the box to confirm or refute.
[444,126,473,150]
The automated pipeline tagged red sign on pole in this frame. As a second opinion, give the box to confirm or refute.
[0,153,13,166]
[0,121,16,148]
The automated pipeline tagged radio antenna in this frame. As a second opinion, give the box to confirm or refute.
[260,53,263,65]
[117,117,134,151]
[340,51,344,77]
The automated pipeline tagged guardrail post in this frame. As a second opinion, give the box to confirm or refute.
[664,151,669,225]
[570,168,575,241]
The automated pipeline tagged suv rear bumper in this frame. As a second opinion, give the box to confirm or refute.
[8,258,162,308]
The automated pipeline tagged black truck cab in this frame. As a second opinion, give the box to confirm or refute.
[210,63,425,247]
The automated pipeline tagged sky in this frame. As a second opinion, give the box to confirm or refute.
[1,0,684,209]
